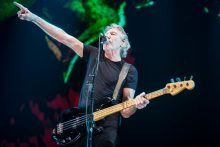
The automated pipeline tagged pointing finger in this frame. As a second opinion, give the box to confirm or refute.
[13,2,26,10]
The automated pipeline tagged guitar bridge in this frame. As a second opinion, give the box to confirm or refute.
[56,123,63,134]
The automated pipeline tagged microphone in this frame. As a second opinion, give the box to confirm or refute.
[100,33,107,44]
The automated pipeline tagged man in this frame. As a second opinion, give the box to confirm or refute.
[14,2,149,147]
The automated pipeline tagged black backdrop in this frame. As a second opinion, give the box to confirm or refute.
[0,0,220,146]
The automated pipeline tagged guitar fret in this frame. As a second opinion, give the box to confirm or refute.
[93,88,169,121]
[94,100,135,121]
[146,88,167,100]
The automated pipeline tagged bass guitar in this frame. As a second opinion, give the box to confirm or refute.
[52,79,195,146]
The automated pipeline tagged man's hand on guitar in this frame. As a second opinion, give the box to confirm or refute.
[134,92,149,109]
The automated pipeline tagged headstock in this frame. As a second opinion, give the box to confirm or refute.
[166,76,195,96]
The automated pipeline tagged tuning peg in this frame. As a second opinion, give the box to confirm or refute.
[184,76,186,81]
[190,75,193,80]
[170,78,175,83]
[176,77,181,82]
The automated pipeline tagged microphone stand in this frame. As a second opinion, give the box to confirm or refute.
[86,33,103,147]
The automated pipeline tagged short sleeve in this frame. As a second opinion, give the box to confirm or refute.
[124,65,138,90]
[83,44,98,61]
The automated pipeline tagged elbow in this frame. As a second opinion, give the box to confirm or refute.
[122,115,130,119]
[59,31,69,43]
[121,112,131,119]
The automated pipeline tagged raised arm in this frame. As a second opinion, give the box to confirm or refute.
[14,2,83,57]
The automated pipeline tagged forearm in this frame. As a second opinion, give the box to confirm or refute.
[121,105,137,118]
[31,14,68,43]
[30,14,83,56]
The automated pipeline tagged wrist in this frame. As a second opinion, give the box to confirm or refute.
[30,14,38,22]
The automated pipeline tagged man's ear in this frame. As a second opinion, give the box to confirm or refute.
[121,39,127,48]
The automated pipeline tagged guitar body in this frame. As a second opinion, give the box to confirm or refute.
[51,108,82,146]
[52,98,113,146]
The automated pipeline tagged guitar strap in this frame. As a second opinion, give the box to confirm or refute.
[112,62,131,101]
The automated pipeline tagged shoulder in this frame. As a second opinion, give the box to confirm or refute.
[128,64,138,76]
[83,44,98,58]
[83,44,98,52]
[121,61,138,76]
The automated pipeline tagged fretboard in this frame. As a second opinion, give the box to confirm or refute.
[93,88,168,121]
[145,88,168,100]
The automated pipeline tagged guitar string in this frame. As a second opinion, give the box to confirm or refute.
[57,115,88,131]
[61,117,87,131]
[57,106,122,132]
[56,111,107,132]
[57,98,156,132]
[59,105,120,127]
[56,91,167,132]
[57,108,116,132]
[60,114,88,126]
[57,102,136,132]
[60,91,162,128]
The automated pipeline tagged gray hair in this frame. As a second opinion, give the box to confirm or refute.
[103,24,131,58]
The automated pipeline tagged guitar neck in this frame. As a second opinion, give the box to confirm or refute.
[145,88,168,100]
[93,88,168,121]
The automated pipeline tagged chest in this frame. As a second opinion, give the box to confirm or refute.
[97,61,122,85]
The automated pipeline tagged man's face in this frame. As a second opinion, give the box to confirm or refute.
[103,28,124,52]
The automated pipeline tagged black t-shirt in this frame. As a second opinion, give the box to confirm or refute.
[78,44,138,127]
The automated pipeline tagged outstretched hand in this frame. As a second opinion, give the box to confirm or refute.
[14,2,34,21]
[134,92,150,109]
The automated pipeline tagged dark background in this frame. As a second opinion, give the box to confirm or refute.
[0,0,220,146]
